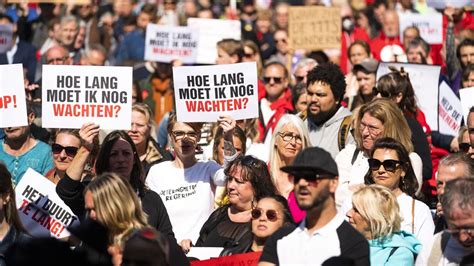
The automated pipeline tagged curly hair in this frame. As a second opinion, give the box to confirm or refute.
[306,62,346,102]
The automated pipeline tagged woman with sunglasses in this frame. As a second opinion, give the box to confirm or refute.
[181,155,277,254]
[336,99,423,208]
[46,129,96,184]
[364,137,434,246]
[347,185,421,265]
[146,113,239,246]
[268,114,310,222]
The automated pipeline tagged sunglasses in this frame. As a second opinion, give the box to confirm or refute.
[52,143,79,157]
[294,75,305,83]
[251,208,279,222]
[263,76,283,84]
[242,155,260,168]
[368,158,402,172]
[459,143,472,153]
[293,173,335,184]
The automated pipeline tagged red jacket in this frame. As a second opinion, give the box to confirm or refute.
[257,89,294,142]
[340,28,371,75]
[370,32,403,61]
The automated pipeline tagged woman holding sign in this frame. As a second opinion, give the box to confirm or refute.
[145,113,238,245]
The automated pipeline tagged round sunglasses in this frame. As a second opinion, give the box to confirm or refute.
[251,208,279,222]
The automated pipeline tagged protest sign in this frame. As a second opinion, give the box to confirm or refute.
[288,6,341,51]
[0,24,13,53]
[144,24,198,64]
[438,81,462,136]
[187,18,241,64]
[173,62,258,122]
[15,168,80,239]
[426,0,473,9]
[190,251,262,266]
[459,87,474,124]
[399,13,442,45]
[376,62,441,130]
[7,0,90,3]
[42,65,132,130]
[0,64,28,127]
[187,247,224,261]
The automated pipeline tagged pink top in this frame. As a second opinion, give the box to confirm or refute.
[287,191,306,223]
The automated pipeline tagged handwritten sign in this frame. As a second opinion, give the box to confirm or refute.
[459,87,474,124]
[0,24,13,53]
[7,0,90,3]
[426,0,473,9]
[438,81,462,136]
[173,62,258,122]
[42,65,132,129]
[15,168,80,239]
[145,24,198,64]
[0,64,27,127]
[190,251,262,266]
[376,62,441,130]
[288,6,341,51]
[399,13,443,45]
[187,18,241,64]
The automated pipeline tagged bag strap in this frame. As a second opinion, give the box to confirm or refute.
[338,115,352,151]
[385,247,400,263]
[411,198,415,234]
[351,148,360,165]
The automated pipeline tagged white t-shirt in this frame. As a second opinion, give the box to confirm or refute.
[397,193,435,250]
[145,160,226,243]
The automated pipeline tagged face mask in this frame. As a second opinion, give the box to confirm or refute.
[342,16,354,33]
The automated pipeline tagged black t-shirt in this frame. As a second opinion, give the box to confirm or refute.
[260,220,370,266]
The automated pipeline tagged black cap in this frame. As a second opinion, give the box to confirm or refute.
[281,147,338,177]
[353,58,379,73]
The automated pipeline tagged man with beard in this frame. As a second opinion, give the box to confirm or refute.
[259,147,369,266]
[301,63,353,159]
[417,178,474,265]
[0,104,54,185]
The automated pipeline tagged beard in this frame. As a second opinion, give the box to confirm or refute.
[307,104,339,126]
[298,183,331,211]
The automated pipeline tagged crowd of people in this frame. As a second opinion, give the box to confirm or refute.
[0,0,474,265]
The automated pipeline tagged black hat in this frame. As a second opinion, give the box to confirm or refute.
[281,147,338,177]
[353,58,379,74]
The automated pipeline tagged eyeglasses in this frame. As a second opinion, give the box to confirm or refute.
[446,228,474,236]
[263,76,283,84]
[52,143,79,157]
[459,143,472,153]
[294,75,305,83]
[368,158,402,172]
[46,56,69,64]
[278,132,302,144]
[171,130,198,140]
[251,208,279,222]
[359,122,382,135]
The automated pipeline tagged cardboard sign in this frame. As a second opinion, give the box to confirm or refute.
[376,62,441,130]
[42,65,132,130]
[426,0,473,9]
[144,24,198,64]
[190,251,262,266]
[399,13,442,45]
[173,62,258,122]
[288,6,341,51]
[15,168,80,239]
[0,64,28,127]
[0,24,13,53]
[459,87,474,124]
[438,81,462,136]
[187,18,241,64]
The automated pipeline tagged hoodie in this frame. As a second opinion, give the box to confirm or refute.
[369,231,422,266]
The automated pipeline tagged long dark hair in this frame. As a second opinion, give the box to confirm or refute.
[95,131,145,196]
[0,163,25,232]
[364,137,419,197]
[224,155,277,201]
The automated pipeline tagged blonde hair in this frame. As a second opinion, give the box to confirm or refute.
[132,103,154,128]
[352,185,401,241]
[268,114,311,189]
[354,98,413,153]
[85,173,148,247]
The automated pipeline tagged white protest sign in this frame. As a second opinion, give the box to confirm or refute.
[426,0,473,9]
[376,62,441,130]
[144,24,198,64]
[15,168,80,239]
[0,24,13,53]
[438,81,462,136]
[187,247,223,260]
[459,87,474,124]
[173,62,258,122]
[187,18,241,64]
[399,13,442,45]
[0,64,28,127]
[42,65,132,129]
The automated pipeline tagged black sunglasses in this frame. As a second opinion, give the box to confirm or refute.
[52,143,79,157]
[263,76,283,84]
[368,158,402,172]
[293,173,335,184]
[251,208,279,222]
[459,143,471,153]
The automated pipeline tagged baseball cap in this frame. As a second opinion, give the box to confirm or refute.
[281,147,338,177]
[353,58,379,73]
